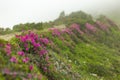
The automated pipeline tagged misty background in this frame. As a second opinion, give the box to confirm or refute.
[0,0,120,28]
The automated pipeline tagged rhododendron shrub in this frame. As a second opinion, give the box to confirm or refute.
[4,31,50,78]
[48,24,83,51]
[48,23,83,43]
[96,21,108,31]
[70,23,84,34]
[5,43,12,56]
[15,31,50,72]
[85,23,96,32]
[61,28,73,34]
[49,28,61,36]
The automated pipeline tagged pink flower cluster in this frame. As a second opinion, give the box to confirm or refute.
[5,43,11,56]
[70,23,84,34]
[61,28,72,34]
[85,23,96,32]
[17,51,24,56]
[29,65,34,71]
[15,31,50,72]
[16,31,49,56]
[70,23,80,29]
[16,31,39,43]
[22,57,29,63]
[10,56,17,63]
[16,32,40,48]
[49,23,84,36]
[40,38,49,45]
[49,28,61,36]
[96,21,108,30]
[39,49,47,56]
[4,31,50,73]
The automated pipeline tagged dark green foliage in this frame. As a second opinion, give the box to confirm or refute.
[54,11,94,26]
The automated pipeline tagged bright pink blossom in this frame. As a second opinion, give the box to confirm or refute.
[26,48,29,51]
[22,57,29,63]
[39,50,47,56]
[49,28,61,36]
[40,38,49,44]
[70,23,84,34]
[29,65,33,71]
[10,56,17,63]
[85,23,96,32]
[17,51,24,56]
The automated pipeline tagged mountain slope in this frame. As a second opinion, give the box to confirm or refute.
[0,11,120,80]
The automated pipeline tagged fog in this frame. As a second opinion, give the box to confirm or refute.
[0,0,119,28]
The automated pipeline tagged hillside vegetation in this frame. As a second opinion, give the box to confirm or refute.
[0,11,120,80]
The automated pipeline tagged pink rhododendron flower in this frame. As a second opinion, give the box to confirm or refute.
[15,31,50,73]
[26,48,29,51]
[5,43,11,56]
[43,67,47,72]
[40,38,49,44]
[70,23,80,30]
[24,43,28,48]
[85,23,96,32]
[96,21,108,30]
[62,28,73,34]
[28,74,32,79]
[3,68,10,74]
[10,56,17,63]
[29,65,33,71]
[49,28,61,36]
[22,57,29,63]
[17,51,24,56]
[39,50,47,56]
[70,23,84,34]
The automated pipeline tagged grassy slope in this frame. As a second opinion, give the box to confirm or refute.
[38,18,120,80]
[48,30,120,80]
[0,15,120,80]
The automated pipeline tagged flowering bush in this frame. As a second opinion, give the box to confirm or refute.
[85,23,96,32]
[96,21,108,31]
[70,23,84,34]
[16,31,49,55]
[5,43,11,56]
[10,56,17,63]
[4,31,50,79]
[49,28,61,36]
[61,28,72,34]
[16,31,50,71]
[49,23,83,36]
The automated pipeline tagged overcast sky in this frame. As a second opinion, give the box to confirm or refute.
[0,0,119,28]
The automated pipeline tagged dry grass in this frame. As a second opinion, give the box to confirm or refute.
[0,32,21,41]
